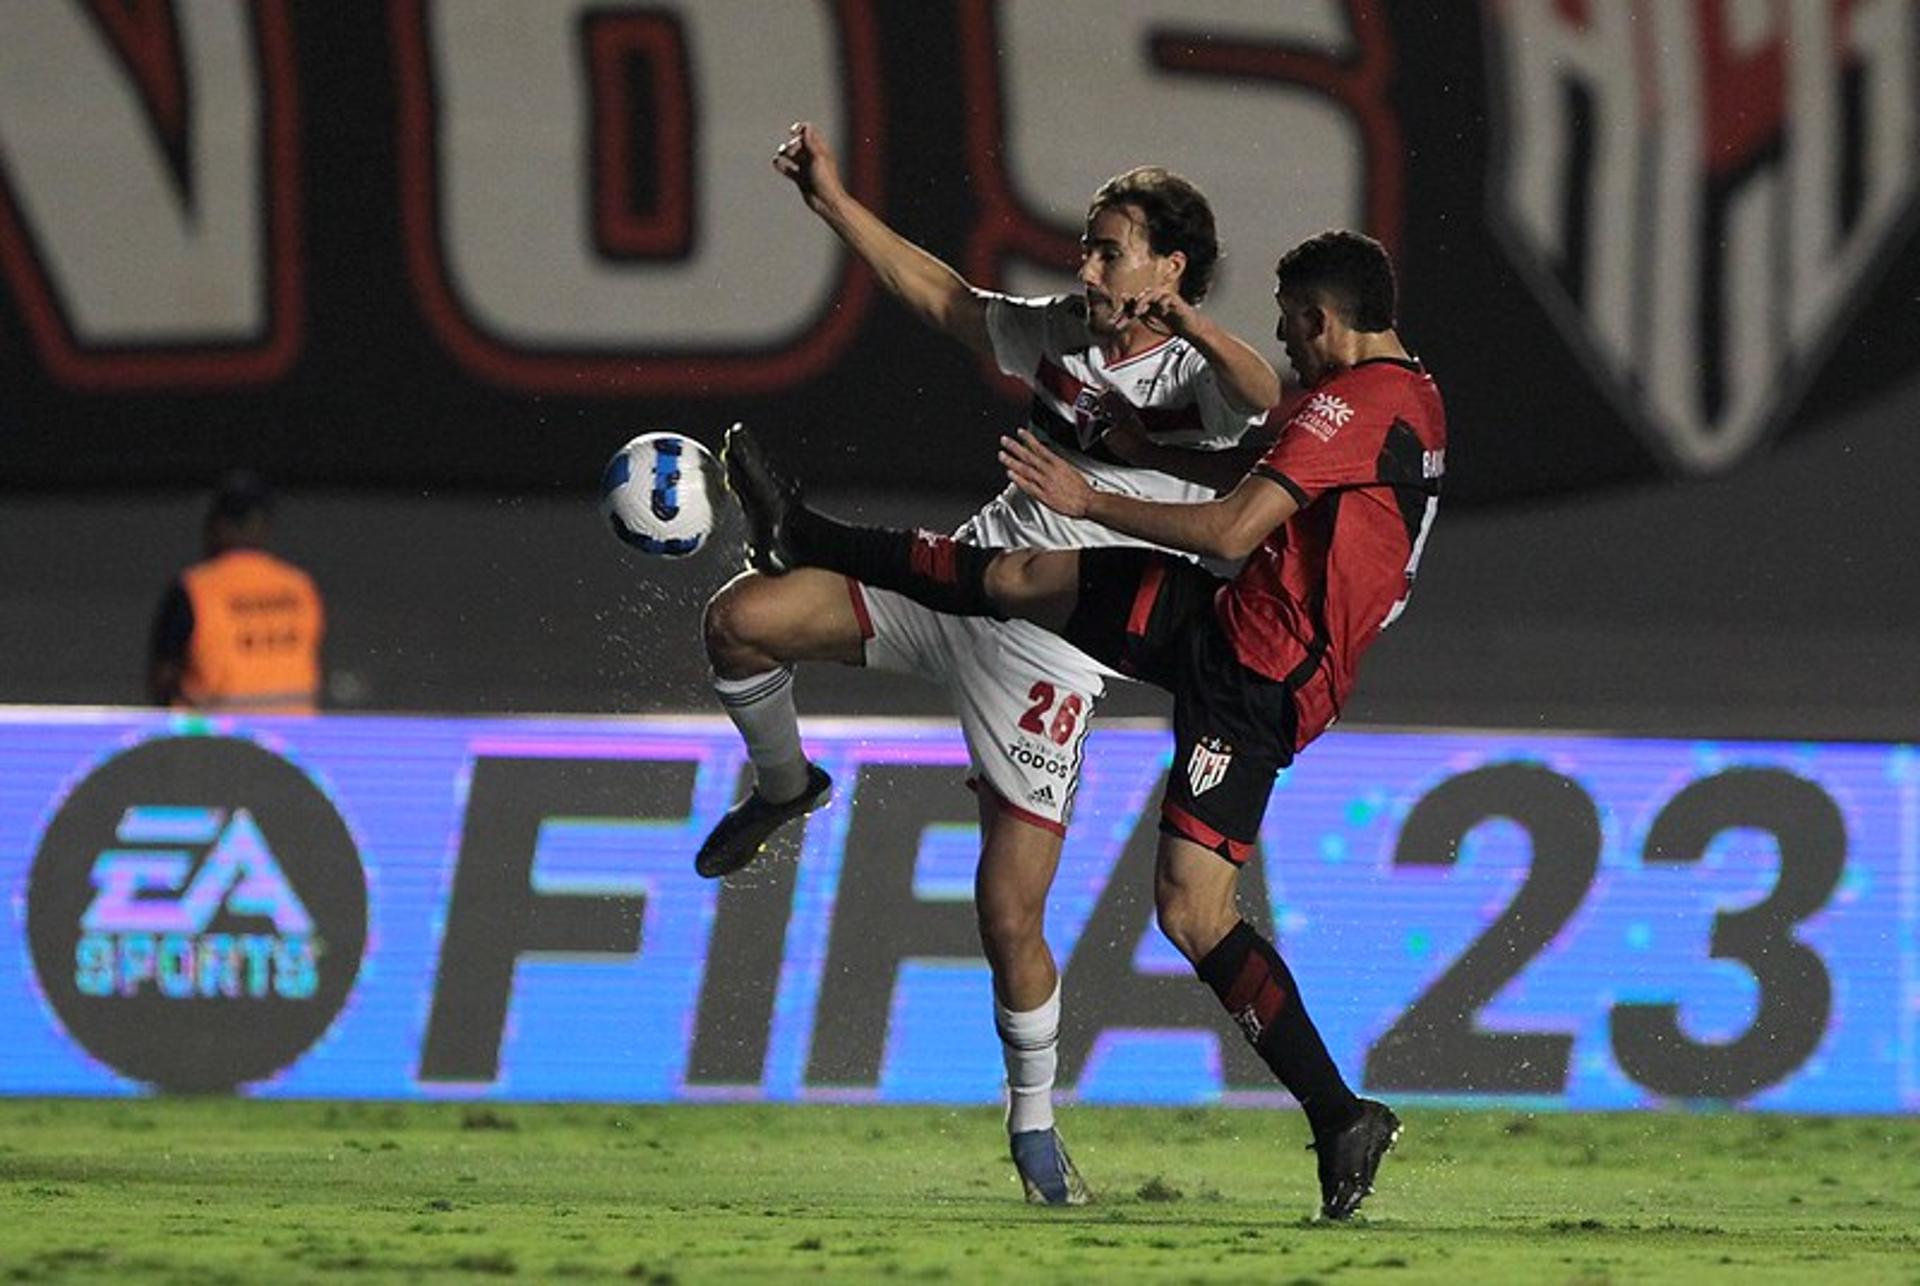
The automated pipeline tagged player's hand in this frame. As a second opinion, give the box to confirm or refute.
[1117,285,1196,337]
[772,121,846,215]
[1000,428,1095,518]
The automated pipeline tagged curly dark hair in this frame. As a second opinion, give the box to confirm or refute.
[1274,230,1396,332]
[1087,167,1219,304]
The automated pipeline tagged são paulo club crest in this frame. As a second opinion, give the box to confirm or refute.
[25,735,366,1093]
[1484,0,1919,475]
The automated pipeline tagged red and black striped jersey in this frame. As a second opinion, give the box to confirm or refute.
[1217,357,1447,749]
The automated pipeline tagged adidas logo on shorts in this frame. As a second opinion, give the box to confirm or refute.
[1028,784,1056,807]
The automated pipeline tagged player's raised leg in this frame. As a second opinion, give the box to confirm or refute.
[724,423,1082,632]
[1154,835,1399,1219]
[975,795,1088,1205]
[697,568,864,878]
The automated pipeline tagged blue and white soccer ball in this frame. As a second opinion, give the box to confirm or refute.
[599,432,719,558]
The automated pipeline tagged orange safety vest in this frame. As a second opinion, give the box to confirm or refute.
[177,549,325,713]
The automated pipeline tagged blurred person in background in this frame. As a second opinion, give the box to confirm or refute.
[147,470,325,713]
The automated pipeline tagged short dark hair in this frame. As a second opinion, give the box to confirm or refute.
[207,469,274,526]
[1088,166,1219,304]
[1275,230,1396,332]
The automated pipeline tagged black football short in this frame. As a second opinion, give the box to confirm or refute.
[1064,547,1298,864]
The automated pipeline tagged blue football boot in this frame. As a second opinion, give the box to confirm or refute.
[1010,1127,1090,1206]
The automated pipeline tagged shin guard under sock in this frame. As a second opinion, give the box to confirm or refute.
[995,980,1061,1135]
[710,666,810,803]
[789,508,1004,620]
[1197,920,1361,1140]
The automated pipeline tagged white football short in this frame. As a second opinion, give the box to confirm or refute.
[847,579,1105,834]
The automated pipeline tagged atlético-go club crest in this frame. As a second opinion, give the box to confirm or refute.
[1188,738,1234,798]
[1484,0,1919,475]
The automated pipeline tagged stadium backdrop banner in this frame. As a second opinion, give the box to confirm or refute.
[2,707,1915,1113]
[2,1,1918,503]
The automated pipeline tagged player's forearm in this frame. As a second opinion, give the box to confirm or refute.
[813,193,991,354]
[1176,312,1281,414]
[1082,490,1257,562]
[1111,438,1268,493]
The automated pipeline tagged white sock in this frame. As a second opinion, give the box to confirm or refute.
[712,666,810,803]
[996,979,1060,1136]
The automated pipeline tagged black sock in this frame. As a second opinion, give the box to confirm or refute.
[789,507,1005,619]
[1196,920,1360,1140]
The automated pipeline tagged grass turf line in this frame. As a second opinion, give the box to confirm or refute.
[1,1100,1917,1284]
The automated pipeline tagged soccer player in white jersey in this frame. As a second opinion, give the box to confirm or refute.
[698,122,1279,1203]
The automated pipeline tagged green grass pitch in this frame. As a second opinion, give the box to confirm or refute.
[1,1099,1916,1284]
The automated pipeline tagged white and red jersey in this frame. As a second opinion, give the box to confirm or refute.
[959,293,1267,552]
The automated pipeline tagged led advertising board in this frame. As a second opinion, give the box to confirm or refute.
[2,709,1912,1111]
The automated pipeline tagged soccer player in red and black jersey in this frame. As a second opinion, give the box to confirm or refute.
[726,229,1443,1220]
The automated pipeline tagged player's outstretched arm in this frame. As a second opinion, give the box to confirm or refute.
[1096,397,1273,493]
[1000,429,1295,561]
[1119,286,1280,414]
[773,121,991,356]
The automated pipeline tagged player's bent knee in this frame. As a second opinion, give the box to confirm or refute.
[1153,886,1235,965]
[983,551,1054,613]
[701,577,747,656]
[981,554,1026,612]
[1153,897,1199,961]
[981,550,1079,630]
[703,573,783,670]
[976,898,1045,963]
[705,569,867,673]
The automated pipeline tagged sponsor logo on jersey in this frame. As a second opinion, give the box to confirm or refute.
[26,736,366,1092]
[1486,0,1919,475]
[1297,392,1354,443]
[1005,740,1073,781]
[1188,737,1234,797]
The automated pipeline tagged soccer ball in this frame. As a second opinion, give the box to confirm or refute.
[599,432,719,558]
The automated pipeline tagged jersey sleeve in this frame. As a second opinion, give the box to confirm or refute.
[1253,387,1387,506]
[983,293,1089,385]
[1183,345,1269,446]
[1127,343,1268,453]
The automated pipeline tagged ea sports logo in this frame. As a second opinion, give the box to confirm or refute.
[26,736,367,1092]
